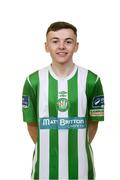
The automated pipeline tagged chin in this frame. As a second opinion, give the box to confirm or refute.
[56,58,70,64]
[57,61,68,65]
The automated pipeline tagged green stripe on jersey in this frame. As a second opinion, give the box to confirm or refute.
[68,70,78,179]
[86,70,97,98]
[49,73,59,179]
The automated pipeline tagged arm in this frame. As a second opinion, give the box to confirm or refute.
[27,122,38,144]
[88,121,99,144]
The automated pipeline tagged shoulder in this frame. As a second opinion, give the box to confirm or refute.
[27,66,49,86]
[27,70,39,86]
[77,65,98,82]
[25,70,40,93]
[77,66,98,78]
[87,69,98,80]
[28,66,47,81]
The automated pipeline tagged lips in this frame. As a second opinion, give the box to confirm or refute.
[56,52,68,56]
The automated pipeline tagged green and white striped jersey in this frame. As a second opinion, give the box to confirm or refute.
[22,64,104,180]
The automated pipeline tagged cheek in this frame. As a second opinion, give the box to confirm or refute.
[49,50,56,58]
[45,42,55,52]
[69,47,77,54]
[48,44,56,51]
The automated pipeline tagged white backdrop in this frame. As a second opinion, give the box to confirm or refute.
[0,0,120,179]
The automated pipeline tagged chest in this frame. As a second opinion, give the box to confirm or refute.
[38,74,87,117]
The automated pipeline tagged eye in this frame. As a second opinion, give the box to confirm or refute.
[52,39,59,44]
[53,40,58,43]
[65,40,73,44]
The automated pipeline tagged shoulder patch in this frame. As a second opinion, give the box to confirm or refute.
[22,95,29,108]
[92,95,104,108]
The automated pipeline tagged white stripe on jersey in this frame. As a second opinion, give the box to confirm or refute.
[58,79,68,179]
[77,67,88,179]
[39,67,49,179]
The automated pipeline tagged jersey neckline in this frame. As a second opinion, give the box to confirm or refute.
[48,64,78,81]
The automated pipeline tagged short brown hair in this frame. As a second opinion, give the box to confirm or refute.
[46,21,77,36]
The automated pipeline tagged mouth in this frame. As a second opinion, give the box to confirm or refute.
[56,52,68,56]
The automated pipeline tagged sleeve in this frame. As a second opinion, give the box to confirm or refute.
[88,77,104,121]
[22,77,37,123]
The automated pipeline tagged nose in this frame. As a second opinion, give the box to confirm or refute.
[59,42,65,49]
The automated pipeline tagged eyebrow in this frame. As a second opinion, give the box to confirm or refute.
[50,37,74,41]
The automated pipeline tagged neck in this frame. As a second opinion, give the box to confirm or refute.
[51,61,75,78]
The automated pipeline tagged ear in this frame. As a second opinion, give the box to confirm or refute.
[45,42,49,52]
[74,42,79,52]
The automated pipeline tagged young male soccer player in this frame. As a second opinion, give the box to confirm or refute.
[22,21,104,180]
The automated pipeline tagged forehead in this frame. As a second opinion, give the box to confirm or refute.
[47,28,76,40]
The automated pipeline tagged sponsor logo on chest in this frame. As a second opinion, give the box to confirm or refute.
[40,117,86,129]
